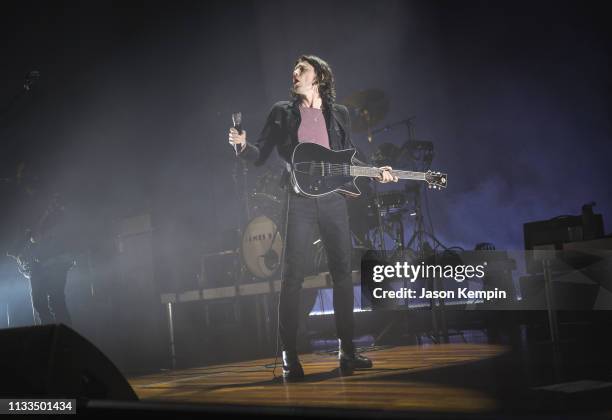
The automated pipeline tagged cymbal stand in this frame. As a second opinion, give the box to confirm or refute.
[403,140,435,259]
[404,184,427,257]
[387,210,406,255]
[232,158,251,222]
[371,182,387,253]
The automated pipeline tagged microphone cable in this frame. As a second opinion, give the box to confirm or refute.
[272,188,291,380]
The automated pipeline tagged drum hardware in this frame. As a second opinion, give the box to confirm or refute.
[366,114,445,258]
[385,211,408,251]
[342,89,389,142]
[404,140,434,173]
[358,112,416,252]
[227,162,286,280]
[369,140,432,171]
[248,192,282,222]
[250,192,281,204]
[370,181,387,252]
[399,138,435,257]
[254,167,284,197]
[370,142,403,167]
[370,116,417,141]
[368,190,407,215]
[251,192,281,204]
[203,249,239,258]
[243,187,286,279]
[336,103,450,344]
[332,89,445,257]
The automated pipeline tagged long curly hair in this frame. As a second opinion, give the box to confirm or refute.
[291,55,336,106]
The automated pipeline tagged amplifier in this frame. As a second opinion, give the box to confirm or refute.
[523,203,604,273]
[200,250,241,289]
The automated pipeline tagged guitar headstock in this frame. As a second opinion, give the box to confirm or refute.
[425,170,447,190]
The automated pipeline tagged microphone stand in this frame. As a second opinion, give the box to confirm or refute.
[229,152,251,327]
[232,153,250,255]
[240,158,251,221]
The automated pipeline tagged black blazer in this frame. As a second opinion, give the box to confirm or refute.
[239,99,355,166]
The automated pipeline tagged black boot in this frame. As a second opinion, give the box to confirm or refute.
[282,351,304,382]
[338,340,373,375]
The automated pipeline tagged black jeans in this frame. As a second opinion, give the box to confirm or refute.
[279,191,355,354]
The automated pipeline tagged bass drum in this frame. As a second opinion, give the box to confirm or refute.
[241,215,283,279]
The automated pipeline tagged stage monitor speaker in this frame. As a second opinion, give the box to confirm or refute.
[0,324,138,400]
[523,206,604,274]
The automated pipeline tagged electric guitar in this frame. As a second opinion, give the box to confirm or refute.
[290,142,448,197]
[6,194,74,279]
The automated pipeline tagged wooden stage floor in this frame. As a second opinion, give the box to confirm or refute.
[126,342,612,417]
[128,344,508,414]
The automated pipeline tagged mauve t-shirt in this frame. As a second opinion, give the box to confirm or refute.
[297,106,330,149]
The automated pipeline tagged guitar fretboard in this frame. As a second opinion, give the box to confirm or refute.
[349,166,426,181]
[294,162,428,180]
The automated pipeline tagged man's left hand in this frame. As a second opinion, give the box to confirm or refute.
[377,166,398,183]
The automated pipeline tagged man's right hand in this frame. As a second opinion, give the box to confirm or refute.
[228,127,247,152]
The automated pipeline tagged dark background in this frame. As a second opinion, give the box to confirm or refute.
[0,0,610,366]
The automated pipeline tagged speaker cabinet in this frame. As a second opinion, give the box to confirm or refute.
[0,324,137,400]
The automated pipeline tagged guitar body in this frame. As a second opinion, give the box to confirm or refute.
[290,143,361,197]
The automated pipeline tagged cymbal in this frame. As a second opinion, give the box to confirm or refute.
[341,89,389,133]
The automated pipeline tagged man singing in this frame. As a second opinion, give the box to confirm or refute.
[228,55,397,380]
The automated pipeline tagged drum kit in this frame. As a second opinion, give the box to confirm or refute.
[236,89,440,281]
[240,170,284,279]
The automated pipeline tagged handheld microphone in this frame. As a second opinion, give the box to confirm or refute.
[231,112,243,155]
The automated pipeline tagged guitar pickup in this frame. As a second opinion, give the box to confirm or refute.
[308,161,317,176]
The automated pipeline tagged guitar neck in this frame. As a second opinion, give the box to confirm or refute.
[349,166,426,181]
